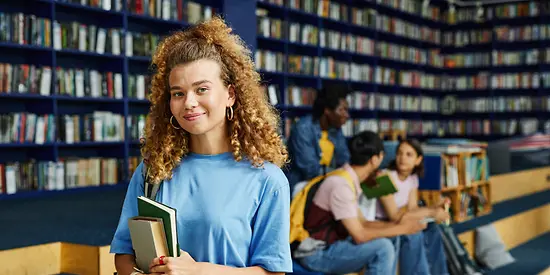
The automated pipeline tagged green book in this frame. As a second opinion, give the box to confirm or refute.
[361,173,398,199]
[137,196,180,257]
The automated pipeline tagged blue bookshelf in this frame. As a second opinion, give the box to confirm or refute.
[0,0,262,199]
[440,2,550,136]
[256,0,448,139]
[2,0,549,199]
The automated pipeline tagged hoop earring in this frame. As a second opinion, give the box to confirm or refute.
[226,106,234,121]
[170,115,181,129]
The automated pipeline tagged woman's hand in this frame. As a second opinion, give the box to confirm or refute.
[149,250,200,275]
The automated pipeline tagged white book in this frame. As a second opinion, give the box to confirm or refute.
[65,115,74,144]
[96,29,107,54]
[5,165,17,195]
[76,69,84,97]
[125,32,133,57]
[112,30,121,55]
[53,22,62,50]
[137,75,145,99]
[114,73,123,99]
[103,0,111,10]
[162,0,170,20]
[35,116,45,144]
[79,25,87,51]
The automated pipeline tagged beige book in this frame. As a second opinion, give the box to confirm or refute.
[128,217,170,273]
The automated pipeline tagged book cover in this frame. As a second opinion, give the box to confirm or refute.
[361,173,398,199]
[128,217,169,273]
[137,196,179,257]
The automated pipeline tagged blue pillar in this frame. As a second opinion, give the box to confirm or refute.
[221,0,257,53]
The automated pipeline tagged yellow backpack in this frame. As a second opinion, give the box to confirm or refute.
[289,168,356,245]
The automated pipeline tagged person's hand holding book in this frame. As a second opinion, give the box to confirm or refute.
[149,250,198,275]
[398,211,428,235]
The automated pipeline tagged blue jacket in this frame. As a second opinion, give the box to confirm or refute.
[285,116,350,189]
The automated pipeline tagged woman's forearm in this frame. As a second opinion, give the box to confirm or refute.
[196,263,283,275]
[114,254,138,275]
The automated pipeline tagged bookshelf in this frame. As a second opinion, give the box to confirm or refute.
[256,0,446,140]
[419,145,492,223]
[440,1,550,138]
[0,0,229,199]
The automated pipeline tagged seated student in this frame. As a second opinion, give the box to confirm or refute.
[296,131,429,275]
[377,139,450,275]
[286,84,351,190]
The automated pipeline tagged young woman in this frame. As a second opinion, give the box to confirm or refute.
[110,17,292,275]
[377,139,450,275]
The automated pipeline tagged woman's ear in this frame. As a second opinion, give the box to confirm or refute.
[227,85,236,107]
[415,155,423,166]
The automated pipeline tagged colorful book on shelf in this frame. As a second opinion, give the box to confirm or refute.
[136,196,179,257]
[361,172,398,199]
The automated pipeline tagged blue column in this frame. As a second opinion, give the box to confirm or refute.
[221,0,257,54]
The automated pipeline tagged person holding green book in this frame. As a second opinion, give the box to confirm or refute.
[295,131,428,275]
[377,139,450,275]
[110,17,292,275]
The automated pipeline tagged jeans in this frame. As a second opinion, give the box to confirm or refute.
[391,222,449,275]
[299,237,395,275]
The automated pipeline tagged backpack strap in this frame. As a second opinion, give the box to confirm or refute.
[141,160,161,200]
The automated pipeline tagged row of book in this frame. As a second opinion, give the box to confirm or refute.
[257,16,442,66]
[0,112,124,144]
[447,1,546,24]
[127,114,146,142]
[0,63,52,96]
[0,158,122,195]
[56,68,123,99]
[0,11,203,57]
[0,114,56,144]
[348,91,439,112]
[443,29,492,47]
[441,72,550,91]
[127,0,213,24]
[442,24,550,47]
[257,10,440,45]
[0,62,153,100]
[57,112,125,143]
[445,49,550,68]
[266,83,550,113]
[56,0,123,12]
[456,97,550,113]
[283,118,547,138]
[0,13,52,47]
[264,0,442,22]
[256,50,441,88]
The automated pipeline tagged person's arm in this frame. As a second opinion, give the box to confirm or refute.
[288,124,322,180]
[115,254,139,275]
[111,162,146,274]
[408,188,420,211]
[150,253,282,275]
[378,194,405,222]
[340,216,426,244]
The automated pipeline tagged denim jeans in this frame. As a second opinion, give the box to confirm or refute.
[299,237,395,275]
[391,222,449,275]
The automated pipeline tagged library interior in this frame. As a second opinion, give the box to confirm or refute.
[0,0,549,274]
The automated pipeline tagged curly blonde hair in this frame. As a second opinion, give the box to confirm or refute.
[141,16,288,184]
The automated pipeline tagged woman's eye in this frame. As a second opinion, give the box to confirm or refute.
[197,87,208,93]
[173,92,184,97]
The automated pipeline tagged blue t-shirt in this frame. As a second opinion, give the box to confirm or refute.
[110,152,293,273]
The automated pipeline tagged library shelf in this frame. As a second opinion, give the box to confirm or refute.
[0,182,129,201]
[0,0,222,199]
